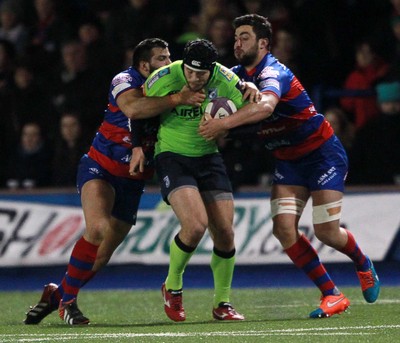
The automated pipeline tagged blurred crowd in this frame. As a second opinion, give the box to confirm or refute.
[0,0,399,191]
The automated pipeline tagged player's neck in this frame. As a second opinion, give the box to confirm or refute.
[244,51,268,72]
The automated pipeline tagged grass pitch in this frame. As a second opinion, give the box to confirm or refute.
[1,287,399,342]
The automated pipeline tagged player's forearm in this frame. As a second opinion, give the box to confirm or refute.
[224,101,273,129]
[124,94,179,119]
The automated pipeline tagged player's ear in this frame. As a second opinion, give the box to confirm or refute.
[140,61,150,74]
[259,38,268,50]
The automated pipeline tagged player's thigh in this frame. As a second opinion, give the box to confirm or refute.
[206,199,234,232]
[81,179,115,227]
[311,189,343,206]
[168,187,208,230]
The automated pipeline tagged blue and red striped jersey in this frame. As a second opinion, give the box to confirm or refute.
[232,53,333,160]
[87,67,156,179]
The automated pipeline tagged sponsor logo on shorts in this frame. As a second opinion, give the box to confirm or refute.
[273,170,284,180]
[163,175,170,188]
[317,167,337,185]
[89,167,99,175]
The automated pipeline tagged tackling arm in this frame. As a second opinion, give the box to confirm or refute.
[199,93,278,141]
[118,85,206,120]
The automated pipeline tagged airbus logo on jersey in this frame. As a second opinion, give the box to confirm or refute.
[172,107,202,119]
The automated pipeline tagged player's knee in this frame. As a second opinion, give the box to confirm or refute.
[84,221,108,245]
[272,224,291,241]
[214,225,235,244]
[314,224,341,247]
[181,222,207,245]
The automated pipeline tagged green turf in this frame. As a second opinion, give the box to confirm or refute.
[1,287,399,342]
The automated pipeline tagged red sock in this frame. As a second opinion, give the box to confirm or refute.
[285,235,337,296]
[338,229,368,271]
[60,237,99,303]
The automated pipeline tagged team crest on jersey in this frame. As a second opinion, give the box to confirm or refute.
[112,73,132,86]
[147,67,170,89]
[259,66,279,79]
[208,88,218,99]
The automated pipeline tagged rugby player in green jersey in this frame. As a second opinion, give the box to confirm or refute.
[139,39,259,322]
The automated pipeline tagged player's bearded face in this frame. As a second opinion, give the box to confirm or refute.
[149,48,172,73]
[234,41,258,67]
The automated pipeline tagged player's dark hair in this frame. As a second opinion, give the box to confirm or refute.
[183,39,218,71]
[132,38,169,68]
[233,14,272,49]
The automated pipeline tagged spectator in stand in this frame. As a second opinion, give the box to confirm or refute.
[104,0,171,56]
[391,0,400,16]
[340,39,389,130]
[51,40,107,135]
[206,14,236,67]
[195,0,238,38]
[0,38,16,84]
[271,24,310,88]
[0,39,17,158]
[348,81,400,185]
[10,63,54,137]
[52,111,90,187]
[28,0,75,73]
[0,0,30,56]
[385,15,400,80]
[5,122,53,189]
[238,0,291,31]
[77,17,118,80]
[324,106,354,152]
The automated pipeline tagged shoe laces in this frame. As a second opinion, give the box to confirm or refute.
[358,270,374,290]
[170,293,183,311]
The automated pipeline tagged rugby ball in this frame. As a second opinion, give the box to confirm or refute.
[204,97,237,119]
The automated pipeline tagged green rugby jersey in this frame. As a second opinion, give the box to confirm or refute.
[144,60,247,157]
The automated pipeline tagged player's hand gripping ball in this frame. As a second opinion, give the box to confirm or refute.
[204,97,237,121]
